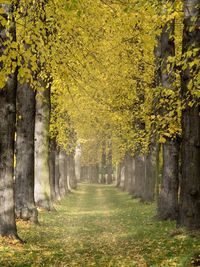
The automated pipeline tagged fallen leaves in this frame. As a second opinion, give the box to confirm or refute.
[0,184,199,267]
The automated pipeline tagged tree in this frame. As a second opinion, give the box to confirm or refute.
[179,0,200,229]
[34,85,52,210]
[15,80,38,222]
[14,1,38,222]
[0,2,18,238]
[157,1,180,220]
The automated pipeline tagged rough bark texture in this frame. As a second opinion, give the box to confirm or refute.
[0,3,18,237]
[179,0,200,229]
[15,82,38,223]
[157,141,179,220]
[34,87,52,210]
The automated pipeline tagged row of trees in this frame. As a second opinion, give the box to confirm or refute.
[114,0,200,230]
[0,0,199,240]
[60,0,199,230]
[0,1,77,239]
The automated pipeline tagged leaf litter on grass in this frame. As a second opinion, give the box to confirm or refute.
[0,184,199,267]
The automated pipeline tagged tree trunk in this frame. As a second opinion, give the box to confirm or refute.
[134,155,145,198]
[116,163,122,187]
[157,1,180,220]
[141,144,157,202]
[0,3,18,237]
[34,86,52,210]
[54,148,61,201]
[100,141,106,184]
[15,82,38,223]
[49,138,56,202]
[124,152,134,193]
[157,141,179,220]
[179,0,200,229]
[75,145,81,182]
[155,143,161,200]
[107,141,112,184]
[68,153,77,189]
[59,149,68,197]
[119,163,125,190]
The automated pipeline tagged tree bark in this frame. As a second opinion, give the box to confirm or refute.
[179,0,200,229]
[134,155,145,198]
[68,153,77,189]
[119,162,125,190]
[141,144,156,202]
[49,138,56,202]
[0,3,18,237]
[157,141,179,220]
[15,82,38,223]
[58,149,68,197]
[54,148,61,201]
[34,86,52,210]
[157,1,180,220]
[116,163,122,187]
[124,152,134,193]
[75,144,81,182]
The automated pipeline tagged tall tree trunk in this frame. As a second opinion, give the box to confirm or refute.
[68,153,77,189]
[75,144,81,183]
[34,86,52,210]
[116,163,122,187]
[141,144,157,202]
[157,2,179,220]
[119,162,125,190]
[179,0,200,229]
[15,82,38,223]
[0,3,18,237]
[58,149,68,197]
[124,152,134,193]
[134,155,145,198]
[155,143,161,200]
[157,141,179,219]
[49,138,56,202]
[54,148,61,201]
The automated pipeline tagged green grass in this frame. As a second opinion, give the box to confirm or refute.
[0,184,199,266]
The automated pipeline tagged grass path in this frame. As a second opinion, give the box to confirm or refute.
[0,184,199,266]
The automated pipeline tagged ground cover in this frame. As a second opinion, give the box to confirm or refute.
[0,184,199,266]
